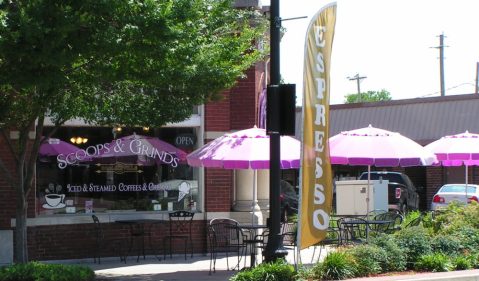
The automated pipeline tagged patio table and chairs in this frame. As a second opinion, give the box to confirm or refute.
[337,216,394,244]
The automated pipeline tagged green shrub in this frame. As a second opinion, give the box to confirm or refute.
[0,261,95,281]
[453,256,473,270]
[466,253,479,269]
[369,233,406,272]
[432,202,479,235]
[451,226,479,252]
[295,266,315,281]
[431,234,463,256]
[229,259,295,281]
[415,253,452,272]
[313,251,357,280]
[347,244,386,276]
[395,226,432,267]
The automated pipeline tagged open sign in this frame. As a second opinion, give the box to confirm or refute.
[395,188,401,199]
[175,134,196,148]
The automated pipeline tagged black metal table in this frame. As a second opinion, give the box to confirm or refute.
[237,224,268,268]
[115,219,165,262]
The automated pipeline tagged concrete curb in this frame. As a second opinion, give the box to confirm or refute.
[345,269,479,281]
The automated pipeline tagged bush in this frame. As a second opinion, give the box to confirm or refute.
[347,244,386,276]
[431,234,463,256]
[395,226,432,267]
[295,266,315,281]
[313,251,357,280]
[0,261,95,281]
[415,253,452,272]
[369,233,406,272]
[453,256,473,270]
[451,226,479,252]
[229,259,295,281]
[466,253,479,269]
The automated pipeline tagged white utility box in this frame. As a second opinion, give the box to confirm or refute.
[335,180,388,216]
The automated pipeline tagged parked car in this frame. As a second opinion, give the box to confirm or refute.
[431,184,479,210]
[358,171,421,212]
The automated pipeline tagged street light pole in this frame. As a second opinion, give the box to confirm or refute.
[264,0,287,262]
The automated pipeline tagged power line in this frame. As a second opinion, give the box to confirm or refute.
[419,81,475,98]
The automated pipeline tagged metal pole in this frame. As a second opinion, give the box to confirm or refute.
[475,62,478,94]
[264,0,287,263]
[439,34,445,96]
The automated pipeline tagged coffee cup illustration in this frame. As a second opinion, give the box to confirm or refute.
[45,194,65,208]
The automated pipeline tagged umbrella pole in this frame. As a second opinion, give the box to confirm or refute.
[366,165,371,219]
[251,170,257,225]
[466,164,469,200]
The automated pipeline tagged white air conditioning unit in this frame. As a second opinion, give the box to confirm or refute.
[335,180,388,216]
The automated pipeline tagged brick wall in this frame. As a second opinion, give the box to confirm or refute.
[205,90,231,132]
[204,65,262,213]
[230,68,258,130]
[28,220,207,260]
[426,166,444,208]
[205,168,233,212]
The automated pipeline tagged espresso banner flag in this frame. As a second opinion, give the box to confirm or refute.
[298,2,336,250]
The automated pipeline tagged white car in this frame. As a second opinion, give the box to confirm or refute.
[431,184,479,210]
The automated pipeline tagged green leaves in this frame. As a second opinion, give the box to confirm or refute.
[0,0,267,128]
[344,89,392,104]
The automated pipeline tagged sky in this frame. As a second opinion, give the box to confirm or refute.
[263,0,479,105]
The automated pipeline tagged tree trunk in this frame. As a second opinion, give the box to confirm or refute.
[14,172,28,263]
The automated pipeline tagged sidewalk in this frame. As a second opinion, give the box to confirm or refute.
[55,247,479,281]
[58,247,321,281]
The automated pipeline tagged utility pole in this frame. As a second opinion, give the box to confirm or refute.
[475,62,478,94]
[432,33,447,96]
[347,74,367,102]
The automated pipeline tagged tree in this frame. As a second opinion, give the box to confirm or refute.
[0,0,267,263]
[344,89,392,104]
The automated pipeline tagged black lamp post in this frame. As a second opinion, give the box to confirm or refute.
[264,0,288,262]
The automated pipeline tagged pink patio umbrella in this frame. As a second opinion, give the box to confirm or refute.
[39,138,82,156]
[425,131,479,197]
[329,125,437,215]
[187,126,300,223]
[93,134,187,166]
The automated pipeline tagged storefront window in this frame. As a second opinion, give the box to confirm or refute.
[36,127,199,215]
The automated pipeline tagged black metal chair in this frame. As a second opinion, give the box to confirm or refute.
[366,209,387,219]
[280,222,299,265]
[163,210,194,260]
[371,212,403,233]
[208,218,247,274]
[337,217,367,245]
[404,214,423,228]
[91,215,126,264]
